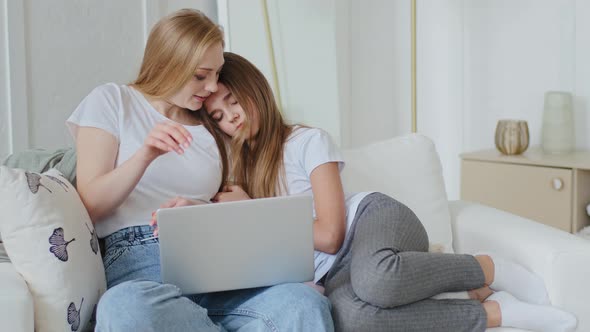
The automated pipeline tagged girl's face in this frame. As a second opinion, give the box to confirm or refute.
[205,83,259,138]
[170,42,225,111]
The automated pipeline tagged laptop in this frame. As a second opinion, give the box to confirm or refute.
[157,195,315,294]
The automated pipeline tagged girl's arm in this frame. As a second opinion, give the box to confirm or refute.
[310,162,346,254]
[213,163,347,254]
[76,122,192,223]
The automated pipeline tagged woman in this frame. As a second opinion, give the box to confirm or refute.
[198,52,577,332]
[67,10,333,332]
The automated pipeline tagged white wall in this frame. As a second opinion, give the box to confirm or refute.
[0,0,217,160]
[220,0,588,200]
[575,0,590,149]
[275,1,342,142]
[415,0,588,199]
[221,0,411,148]
[348,0,412,147]
[223,0,273,87]
[0,0,10,159]
[222,0,343,143]
[4,1,588,201]
[25,1,145,152]
[416,0,465,200]
[462,0,577,152]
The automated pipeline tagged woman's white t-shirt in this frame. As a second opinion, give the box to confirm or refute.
[67,83,221,238]
[282,127,370,283]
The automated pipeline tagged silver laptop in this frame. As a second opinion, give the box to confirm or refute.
[157,195,315,294]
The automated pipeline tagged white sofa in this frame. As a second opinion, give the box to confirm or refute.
[2,134,589,331]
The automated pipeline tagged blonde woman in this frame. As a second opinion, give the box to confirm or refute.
[197,52,577,332]
[67,10,333,332]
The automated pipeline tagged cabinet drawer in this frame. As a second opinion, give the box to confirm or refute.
[461,160,572,232]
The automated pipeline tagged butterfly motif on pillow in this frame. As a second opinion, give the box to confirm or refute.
[67,297,83,331]
[46,174,69,192]
[48,227,76,262]
[85,223,99,255]
[25,171,52,194]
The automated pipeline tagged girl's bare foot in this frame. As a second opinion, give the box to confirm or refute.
[475,254,494,285]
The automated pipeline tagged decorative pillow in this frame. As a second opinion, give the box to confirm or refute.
[341,134,455,253]
[0,166,106,332]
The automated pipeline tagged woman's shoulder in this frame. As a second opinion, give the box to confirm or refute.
[82,82,129,104]
[284,126,338,157]
[89,82,126,95]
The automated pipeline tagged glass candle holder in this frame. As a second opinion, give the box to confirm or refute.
[495,120,529,155]
[542,91,574,154]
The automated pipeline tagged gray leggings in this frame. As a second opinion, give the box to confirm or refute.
[324,193,487,332]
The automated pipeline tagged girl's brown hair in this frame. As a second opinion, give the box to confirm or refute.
[203,52,292,198]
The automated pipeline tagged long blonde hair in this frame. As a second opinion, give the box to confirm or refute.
[133,9,229,189]
[133,9,224,99]
[203,52,291,198]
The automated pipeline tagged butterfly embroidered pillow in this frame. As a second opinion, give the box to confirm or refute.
[0,166,106,332]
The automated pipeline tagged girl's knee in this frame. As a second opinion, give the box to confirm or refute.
[365,193,429,248]
[370,193,418,221]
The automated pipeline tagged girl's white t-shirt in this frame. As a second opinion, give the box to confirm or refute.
[67,83,222,238]
[282,127,370,283]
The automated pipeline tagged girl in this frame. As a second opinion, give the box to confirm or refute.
[200,52,577,332]
[67,10,333,332]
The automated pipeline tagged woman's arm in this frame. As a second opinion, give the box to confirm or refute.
[310,162,346,254]
[150,196,211,236]
[212,185,251,202]
[76,127,151,223]
[76,122,192,223]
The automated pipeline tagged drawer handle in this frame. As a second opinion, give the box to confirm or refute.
[552,178,564,191]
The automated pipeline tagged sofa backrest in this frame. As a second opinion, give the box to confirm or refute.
[341,134,454,253]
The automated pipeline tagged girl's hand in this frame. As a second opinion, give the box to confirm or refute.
[150,196,209,236]
[139,121,193,162]
[213,185,251,203]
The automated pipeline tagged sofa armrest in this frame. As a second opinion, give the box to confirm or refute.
[0,262,34,332]
[449,200,590,332]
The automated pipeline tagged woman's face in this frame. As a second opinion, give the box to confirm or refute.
[204,83,259,138]
[170,42,225,111]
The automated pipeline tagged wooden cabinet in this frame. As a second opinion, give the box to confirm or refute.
[461,148,590,233]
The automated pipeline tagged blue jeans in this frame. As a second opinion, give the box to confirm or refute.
[95,225,334,332]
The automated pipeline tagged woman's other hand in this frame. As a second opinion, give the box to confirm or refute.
[139,121,193,162]
[213,185,251,203]
[150,196,208,236]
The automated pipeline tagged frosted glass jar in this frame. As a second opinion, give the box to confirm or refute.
[542,91,574,154]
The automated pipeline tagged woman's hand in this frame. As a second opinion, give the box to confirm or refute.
[138,121,193,163]
[213,185,251,203]
[150,196,208,236]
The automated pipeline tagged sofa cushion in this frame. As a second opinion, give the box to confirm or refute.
[341,134,454,253]
[0,167,105,332]
[0,262,34,332]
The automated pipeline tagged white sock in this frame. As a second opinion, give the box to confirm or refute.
[431,291,470,300]
[483,252,550,305]
[487,291,577,332]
